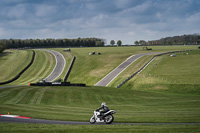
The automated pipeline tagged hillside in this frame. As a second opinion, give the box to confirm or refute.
[0,50,56,85]
[0,50,32,83]
[0,86,199,123]
[54,45,198,86]
[0,46,200,132]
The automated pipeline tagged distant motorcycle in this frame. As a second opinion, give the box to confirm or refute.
[89,110,116,124]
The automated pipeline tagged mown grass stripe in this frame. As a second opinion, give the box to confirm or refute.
[0,88,20,98]
[33,51,51,81]
[0,104,91,116]
[0,85,199,123]
[0,50,31,82]
[19,88,38,104]
[29,88,47,105]
[0,88,22,104]
[4,87,34,104]
[19,50,48,84]
[40,51,55,80]
[12,51,41,84]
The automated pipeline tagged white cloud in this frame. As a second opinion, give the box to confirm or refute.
[85,3,96,10]
[9,19,29,28]
[35,4,57,17]
[81,13,109,28]
[0,0,200,44]
[114,0,134,9]
[0,27,5,37]
[7,4,26,18]
[186,12,200,23]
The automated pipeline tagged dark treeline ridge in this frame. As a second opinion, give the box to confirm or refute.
[0,42,5,53]
[148,34,200,45]
[0,37,105,49]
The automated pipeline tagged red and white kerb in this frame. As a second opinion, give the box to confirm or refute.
[0,114,31,119]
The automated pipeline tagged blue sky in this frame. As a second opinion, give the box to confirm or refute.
[0,0,200,44]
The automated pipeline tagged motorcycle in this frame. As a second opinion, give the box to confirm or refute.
[89,110,116,124]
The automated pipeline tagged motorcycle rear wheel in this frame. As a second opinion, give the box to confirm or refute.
[105,115,114,124]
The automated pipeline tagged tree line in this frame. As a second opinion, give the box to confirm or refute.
[134,34,200,45]
[0,42,5,53]
[0,38,105,50]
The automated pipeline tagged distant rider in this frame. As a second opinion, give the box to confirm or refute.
[96,102,110,120]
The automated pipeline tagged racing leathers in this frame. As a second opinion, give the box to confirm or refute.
[96,105,110,119]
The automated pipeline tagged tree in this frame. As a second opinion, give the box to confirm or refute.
[110,40,115,46]
[0,42,5,53]
[134,41,139,45]
[139,40,146,46]
[95,41,104,47]
[117,40,122,46]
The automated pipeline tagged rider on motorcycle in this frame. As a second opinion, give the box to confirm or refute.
[96,102,110,120]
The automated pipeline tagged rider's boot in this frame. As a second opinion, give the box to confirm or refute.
[101,114,104,120]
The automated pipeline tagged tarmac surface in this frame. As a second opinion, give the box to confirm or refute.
[1,116,200,125]
[95,52,161,87]
[42,50,66,82]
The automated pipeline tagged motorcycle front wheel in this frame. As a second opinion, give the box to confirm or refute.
[105,115,114,124]
[89,116,96,124]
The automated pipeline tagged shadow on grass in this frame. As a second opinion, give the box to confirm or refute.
[0,52,12,60]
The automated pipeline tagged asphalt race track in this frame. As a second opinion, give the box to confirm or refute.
[95,52,161,87]
[0,116,89,125]
[1,116,200,125]
[42,50,66,82]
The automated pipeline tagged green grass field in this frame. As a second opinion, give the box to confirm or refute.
[0,50,32,83]
[0,45,200,132]
[0,86,199,123]
[108,55,155,87]
[0,85,200,132]
[121,50,200,93]
[0,123,199,133]
[1,50,56,85]
[54,45,198,86]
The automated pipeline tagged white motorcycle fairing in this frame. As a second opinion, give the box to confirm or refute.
[90,110,116,124]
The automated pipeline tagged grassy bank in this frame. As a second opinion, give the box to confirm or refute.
[0,46,200,132]
[108,55,155,87]
[53,45,198,86]
[0,50,32,82]
[121,50,200,92]
[7,50,56,85]
[0,86,199,123]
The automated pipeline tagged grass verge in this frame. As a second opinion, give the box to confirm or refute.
[0,50,32,82]
[0,123,199,133]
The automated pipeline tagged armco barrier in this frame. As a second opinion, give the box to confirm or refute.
[64,56,76,82]
[29,55,86,87]
[0,50,35,85]
[116,50,194,88]
[30,82,86,87]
